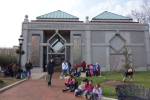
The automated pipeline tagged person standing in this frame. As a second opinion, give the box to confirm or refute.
[95,62,101,76]
[67,60,72,74]
[25,60,32,79]
[47,59,55,86]
[89,64,94,77]
[81,61,86,72]
[61,60,68,79]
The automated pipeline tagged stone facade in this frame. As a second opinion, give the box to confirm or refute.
[21,11,150,71]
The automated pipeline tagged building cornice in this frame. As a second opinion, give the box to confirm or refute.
[23,22,148,31]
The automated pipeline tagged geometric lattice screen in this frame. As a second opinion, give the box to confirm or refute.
[48,34,65,53]
[110,34,125,53]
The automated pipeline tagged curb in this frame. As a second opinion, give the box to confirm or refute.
[102,97,118,100]
[31,73,47,80]
[0,78,27,93]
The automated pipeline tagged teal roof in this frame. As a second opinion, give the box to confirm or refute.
[92,11,131,20]
[37,10,79,19]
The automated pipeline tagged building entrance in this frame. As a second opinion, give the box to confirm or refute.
[48,54,65,66]
[47,30,66,66]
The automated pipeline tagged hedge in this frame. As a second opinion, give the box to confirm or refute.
[0,54,17,66]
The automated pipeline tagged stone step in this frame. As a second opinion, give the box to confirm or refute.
[31,67,43,73]
[31,67,46,80]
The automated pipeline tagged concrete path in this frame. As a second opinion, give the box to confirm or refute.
[31,68,46,80]
[0,73,83,100]
[0,69,117,100]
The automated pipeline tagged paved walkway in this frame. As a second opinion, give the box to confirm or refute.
[0,69,117,100]
[0,73,84,100]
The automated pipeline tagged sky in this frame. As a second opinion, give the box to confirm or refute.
[0,0,144,48]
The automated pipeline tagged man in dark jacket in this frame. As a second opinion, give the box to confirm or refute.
[25,60,32,79]
[47,59,55,86]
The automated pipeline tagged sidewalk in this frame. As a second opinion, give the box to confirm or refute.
[0,69,117,100]
[0,73,83,100]
[31,67,46,79]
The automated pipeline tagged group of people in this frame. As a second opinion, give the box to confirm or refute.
[62,74,102,100]
[85,63,101,77]
[46,59,103,100]
[0,63,22,78]
[60,60,101,79]
[74,61,101,77]
[46,59,103,99]
[0,60,33,79]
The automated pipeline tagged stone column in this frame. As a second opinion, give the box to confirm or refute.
[40,31,43,69]
[73,34,82,64]
[22,29,28,68]
[27,29,32,63]
[106,46,110,71]
[70,31,73,65]
[105,32,113,71]
[21,20,29,67]
[145,31,150,70]
[85,30,91,64]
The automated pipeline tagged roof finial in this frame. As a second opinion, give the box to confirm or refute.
[85,16,89,23]
[24,15,29,22]
[55,29,59,34]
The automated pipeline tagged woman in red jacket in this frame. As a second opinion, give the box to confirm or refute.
[84,80,94,99]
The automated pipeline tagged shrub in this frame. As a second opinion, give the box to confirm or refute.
[0,54,17,66]
[0,80,4,83]
[0,80,6,88]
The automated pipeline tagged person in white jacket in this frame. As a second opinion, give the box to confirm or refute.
[61,60,68,79]
[92,84,102,100]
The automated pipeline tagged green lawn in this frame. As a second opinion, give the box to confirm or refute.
[77,71,150,98]
[0,77,20,88]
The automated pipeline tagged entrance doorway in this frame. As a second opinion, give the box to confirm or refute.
[48,54,65,66]
[47,30,67,69]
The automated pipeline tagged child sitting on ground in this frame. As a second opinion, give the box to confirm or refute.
[84,80,94,100]
[74,79,88,96]
[62,75,78,92]
[91,84,103,100]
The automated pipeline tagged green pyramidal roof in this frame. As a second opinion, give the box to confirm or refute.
[37,10,79,19]
[92,11,131,20]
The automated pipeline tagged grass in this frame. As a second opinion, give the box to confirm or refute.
[102,86,116,98]
[133,71,150,88]
[77,71,150,98]
[0,77,20,89]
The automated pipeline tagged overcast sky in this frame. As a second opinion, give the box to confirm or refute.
[0,0,144,48]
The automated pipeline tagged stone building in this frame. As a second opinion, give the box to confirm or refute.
[21,10,150,71]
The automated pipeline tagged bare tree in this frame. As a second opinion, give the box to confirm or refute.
[123,44,131,69]
[130,0,150,23]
